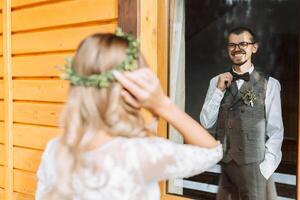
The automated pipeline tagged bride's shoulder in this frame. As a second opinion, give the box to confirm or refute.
[42,136,62,156]
[128,136,171,145]
[124,137,176,152]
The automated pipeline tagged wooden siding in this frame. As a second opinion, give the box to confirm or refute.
[1,0,118,198]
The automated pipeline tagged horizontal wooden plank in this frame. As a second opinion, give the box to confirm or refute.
[12,0,58,8]
[0,122,4,144]
[12,0,117,32]
[0,57,3,77]
[0,80,3,99]
[0,13,2,34]
[162,194,191,200]
[13,170,36,195]
[14,124,60,150]
[14,147,43,172]
[0,144,3,165]
[0,166,4,188]
[0,188,4,199]
[12,53,73,77]
[13,192,34,200]
[13,102,63,126]
[0,101,4,121]
[13,80,69,102]
[12,23,117,54]
[0,36,3,55]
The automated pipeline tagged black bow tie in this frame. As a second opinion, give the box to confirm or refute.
[230,70,250,82]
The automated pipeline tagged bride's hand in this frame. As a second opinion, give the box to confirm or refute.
[113,68,171,115]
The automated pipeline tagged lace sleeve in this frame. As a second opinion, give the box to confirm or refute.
[135,137,222,183]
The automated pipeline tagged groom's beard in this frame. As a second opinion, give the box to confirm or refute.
[231,59,248,66]
[230,50,248,66]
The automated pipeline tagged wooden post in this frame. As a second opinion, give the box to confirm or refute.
[296,28,300,199]
[118,0,139,36]
[157,0,169,197]
[3,0,13,199]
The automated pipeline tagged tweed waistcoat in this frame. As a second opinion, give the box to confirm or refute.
[216,70,268,165]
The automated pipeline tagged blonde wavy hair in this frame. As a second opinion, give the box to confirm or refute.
[45,33,151,199]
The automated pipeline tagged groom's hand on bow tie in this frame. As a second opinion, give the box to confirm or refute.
[217,72,233,92]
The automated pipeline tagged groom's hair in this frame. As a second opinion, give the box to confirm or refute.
[228,27,257,43]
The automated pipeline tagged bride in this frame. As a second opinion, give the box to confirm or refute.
[35,31,222,200]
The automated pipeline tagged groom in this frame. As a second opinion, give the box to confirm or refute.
[200,27,284,200]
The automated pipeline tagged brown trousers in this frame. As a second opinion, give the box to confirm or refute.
[216,161,277,200]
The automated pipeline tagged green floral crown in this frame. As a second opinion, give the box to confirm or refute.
[60,28,139,88]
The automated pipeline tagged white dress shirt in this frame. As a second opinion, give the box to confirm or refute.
[200,65,284,179]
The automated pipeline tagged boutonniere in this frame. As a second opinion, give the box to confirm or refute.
[242,88,256,107]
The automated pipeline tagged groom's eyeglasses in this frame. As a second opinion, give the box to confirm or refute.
[227,42,256,50]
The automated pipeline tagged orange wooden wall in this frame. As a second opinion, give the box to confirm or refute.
[0,2,4,200]
[0,0,118,199]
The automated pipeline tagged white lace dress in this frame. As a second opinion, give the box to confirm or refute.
[36,136,222,200]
